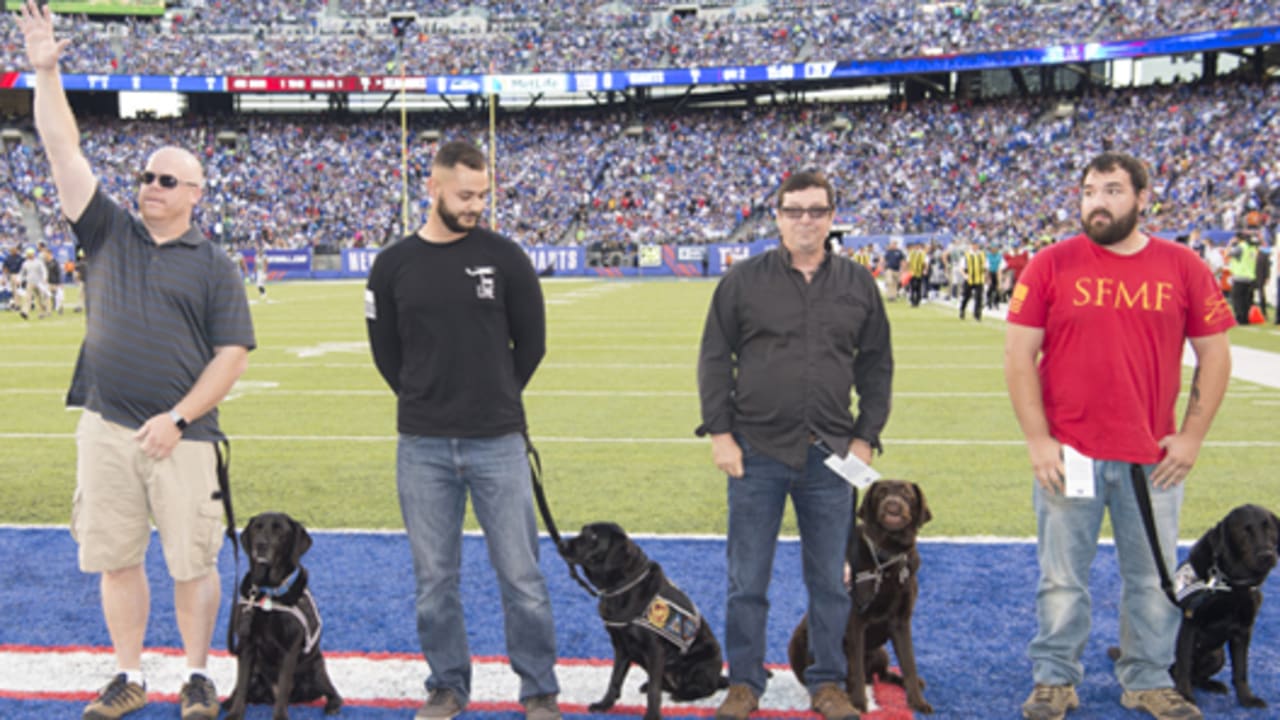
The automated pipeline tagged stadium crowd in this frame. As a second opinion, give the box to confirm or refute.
[2,1,1279,76]
[3,76,1278,255]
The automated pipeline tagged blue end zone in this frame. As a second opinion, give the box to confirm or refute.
[1,527,1277,718]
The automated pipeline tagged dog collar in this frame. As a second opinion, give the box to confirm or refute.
[596,566,652,598]
[252,567,302,599]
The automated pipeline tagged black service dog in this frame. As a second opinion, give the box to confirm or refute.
[788,480,933,714]
[224,512,343,720]
[562,522,728,720]
[1171,504,1279,707]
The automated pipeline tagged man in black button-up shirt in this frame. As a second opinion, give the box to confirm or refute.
[697,171,893,720]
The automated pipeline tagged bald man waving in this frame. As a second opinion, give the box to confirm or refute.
[18,3,256,719]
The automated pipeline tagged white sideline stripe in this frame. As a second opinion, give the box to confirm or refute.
[0,526,1194,551]
[0,648,838,713]
[4,388,1279,401]
[2,432,1278,449]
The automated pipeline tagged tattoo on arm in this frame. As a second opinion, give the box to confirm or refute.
[1187,367,1202,415]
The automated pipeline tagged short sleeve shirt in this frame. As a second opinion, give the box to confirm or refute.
[67,188,255,441]
[1006,234,1234,463]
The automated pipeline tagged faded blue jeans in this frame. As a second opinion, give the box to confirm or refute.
[725,435,853,696]
[1029,460,1182,691]
[397,432,559,704]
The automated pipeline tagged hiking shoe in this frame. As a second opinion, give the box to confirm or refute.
[1120,688,1203,720]
[811,683,859,720]
[416,688,465,720]
[83,674,146,720]
[1022,684,1079,720]
[178,674,218,720]
[521,693,561,720]
[715,684,759,720]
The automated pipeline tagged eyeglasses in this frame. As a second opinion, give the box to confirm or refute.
[778,206,833,220]
[137,171,200,189]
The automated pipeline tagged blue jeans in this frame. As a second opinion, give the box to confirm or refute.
[725,435,853,696]
[1029,460,1182,691]
[397,432,559,704]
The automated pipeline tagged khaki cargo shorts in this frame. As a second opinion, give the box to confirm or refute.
[71,410,224,581]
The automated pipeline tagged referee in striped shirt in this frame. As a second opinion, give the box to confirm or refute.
[959,240,988,321]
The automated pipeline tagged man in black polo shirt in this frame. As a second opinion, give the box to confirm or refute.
[20,4,255,719]
[697,171,894,720]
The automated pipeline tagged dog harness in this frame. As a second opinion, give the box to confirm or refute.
[600,569,703,654]
[850,533,911,611]
[238,569,325,656]
[1174,560,1264,614]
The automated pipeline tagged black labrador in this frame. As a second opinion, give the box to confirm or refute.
[1171,504,1279,707]
[562,522,728,720]
[224,512,343,720]
[788,480,933,714]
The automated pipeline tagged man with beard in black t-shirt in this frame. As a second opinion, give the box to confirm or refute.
[365,140,561,720]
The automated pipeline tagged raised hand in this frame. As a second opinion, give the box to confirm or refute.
[17,0,71,72]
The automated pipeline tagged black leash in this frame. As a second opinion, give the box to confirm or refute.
[524,431,597,596]
[214,440,244,655]
[1128,462,1180,608]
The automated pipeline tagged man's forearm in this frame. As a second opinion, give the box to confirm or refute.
[1180,344,1231,441]
[173,346,249,423]
[34,67,82,162]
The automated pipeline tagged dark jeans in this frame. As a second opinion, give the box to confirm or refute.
[986,273,1001,308]
[724,435,853,695]
[960,282,984,320]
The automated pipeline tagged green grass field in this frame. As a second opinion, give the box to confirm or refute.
[2,279,1277,539]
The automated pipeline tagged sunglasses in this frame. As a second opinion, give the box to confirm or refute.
[778,206,833,220]
[137,171,200,189]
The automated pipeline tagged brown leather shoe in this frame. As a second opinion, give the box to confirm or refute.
[811,682,860,720]
[715,684,759,720]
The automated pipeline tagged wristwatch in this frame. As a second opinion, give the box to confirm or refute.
[168,409,188,430]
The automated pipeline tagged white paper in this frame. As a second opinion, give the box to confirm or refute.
[1062,444,1095,498]
[824,451,881,490]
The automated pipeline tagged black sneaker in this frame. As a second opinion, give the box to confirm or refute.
[179,674,218,720]
[83,673,146,720]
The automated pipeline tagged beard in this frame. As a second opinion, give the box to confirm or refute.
[1082,206,1139,246]
[437,196,480,234]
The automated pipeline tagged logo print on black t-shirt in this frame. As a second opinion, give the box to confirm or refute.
[466,266,496,300]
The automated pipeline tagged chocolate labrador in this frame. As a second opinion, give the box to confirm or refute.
[1171,504,1279,707]
[563,522,728,720]
[788,480,933,714]
[224,512,342,720]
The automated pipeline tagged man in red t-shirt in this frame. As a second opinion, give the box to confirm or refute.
[1005,152,1233,720]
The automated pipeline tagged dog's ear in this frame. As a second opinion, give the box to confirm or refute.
[858,483,879,524]
[289,517,312,566]
[1272,511,1280,553]
[240,514,258,553]
[912,482,932,526]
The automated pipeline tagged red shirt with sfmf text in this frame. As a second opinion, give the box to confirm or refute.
[1006,234,1235,464]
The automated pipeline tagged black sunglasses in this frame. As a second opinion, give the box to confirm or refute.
[137,171,199,189]
[778,206,833,220]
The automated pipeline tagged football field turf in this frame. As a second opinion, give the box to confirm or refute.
[1,278,1277,539]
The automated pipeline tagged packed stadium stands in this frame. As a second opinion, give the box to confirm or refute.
[1,0,1278,253]
[2,1,1279,76]
[3,76,1277,251]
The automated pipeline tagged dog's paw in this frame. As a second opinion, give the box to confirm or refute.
[1198,679,1229,695]
[908,693,934,714]
[589,698,618,713]
[1239,694,1267,708]
[324,695,344,714]
[643,710,663,720]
